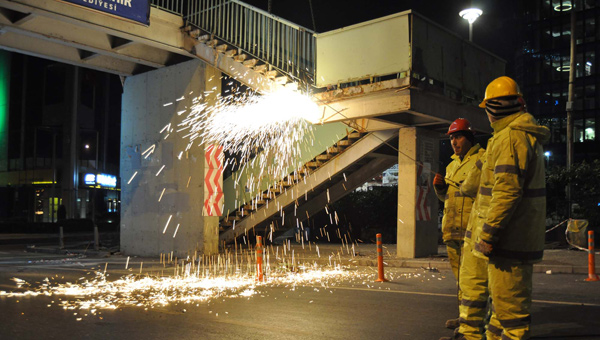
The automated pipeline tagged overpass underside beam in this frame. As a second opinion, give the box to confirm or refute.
[314,77,492,135]
[0,0,195,76]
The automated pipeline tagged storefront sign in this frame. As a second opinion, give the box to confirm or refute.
[60,0,150,25]
[83,173,117,189]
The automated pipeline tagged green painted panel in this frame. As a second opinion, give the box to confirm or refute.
[222,122,350,215]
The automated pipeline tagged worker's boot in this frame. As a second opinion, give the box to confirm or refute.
[445,317,460,329]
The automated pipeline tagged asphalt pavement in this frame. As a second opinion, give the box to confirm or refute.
[0,235,600,339]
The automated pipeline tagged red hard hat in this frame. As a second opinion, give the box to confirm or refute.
[447,118,472,135]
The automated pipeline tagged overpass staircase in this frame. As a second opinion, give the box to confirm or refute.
[218,128,398,245]
[153,0,317,93]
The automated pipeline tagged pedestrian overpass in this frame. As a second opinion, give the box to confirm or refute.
[0,0,504,258]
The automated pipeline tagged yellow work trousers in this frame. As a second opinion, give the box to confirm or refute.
[446,239,464,306]
[486,258,533,340]
[457,241,489,340]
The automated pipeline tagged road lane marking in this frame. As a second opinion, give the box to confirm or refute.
[324,286,600,307]
[325,286,455,298]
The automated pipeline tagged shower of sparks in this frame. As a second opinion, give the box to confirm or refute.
[173,224,180,238]
[142,144,156,159]
[0,257,387,315]
[127,171,138,185]
[179,87,320,188]
[163,215,173,234]
[156,165,166,176]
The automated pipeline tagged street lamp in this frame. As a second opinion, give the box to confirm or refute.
[544,151,551,167]
[459,8,483,42]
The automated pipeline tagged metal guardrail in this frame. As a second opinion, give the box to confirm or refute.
[151,0,316,85]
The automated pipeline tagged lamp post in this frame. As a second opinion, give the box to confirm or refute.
[564,2,575,218]
[459,8,483,42]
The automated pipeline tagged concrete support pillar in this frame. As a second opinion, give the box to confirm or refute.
[396,127,439,258]
[120,60,220,257]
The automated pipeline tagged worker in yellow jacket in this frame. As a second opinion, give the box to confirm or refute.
[434,118,485,331]
[452,153,490,340]
[474,76,550,340]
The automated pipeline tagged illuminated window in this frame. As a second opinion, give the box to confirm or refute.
[585,118,595,140]
[585,51,595,76]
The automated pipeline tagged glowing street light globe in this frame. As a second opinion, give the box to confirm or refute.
[459,8,483,24]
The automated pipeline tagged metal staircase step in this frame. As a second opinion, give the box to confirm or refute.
[327,146,343,154]
[262,192,275,200]
[234,54,247,62]
[316,154,331,161]
[215,44,228,53]
[274,76,288,84]
[348,132,362,139]
[243,59,258,67]
[207,39,218,48]
[254,64,268,73]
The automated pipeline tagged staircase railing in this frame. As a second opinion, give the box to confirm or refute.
[151,0,316,85]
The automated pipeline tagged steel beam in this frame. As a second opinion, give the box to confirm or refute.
[0,30,138,75]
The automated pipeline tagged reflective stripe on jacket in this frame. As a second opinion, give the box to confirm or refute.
[435,144,484,242]
[472,112,550,263]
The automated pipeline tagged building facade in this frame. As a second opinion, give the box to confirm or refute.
[518,0,599,165]
[0,52,121,223]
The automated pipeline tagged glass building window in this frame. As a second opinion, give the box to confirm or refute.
[576,52,584,77]
[549,117,567,143]
[585,51,595,75]
[585,84,596,109]
[585,118,596,140]
[585,18,596,43]
[584,0,597,9]
[574,86,584,110]
[574,119,585,142]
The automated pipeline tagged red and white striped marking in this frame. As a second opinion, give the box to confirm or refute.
[203,144,224,216]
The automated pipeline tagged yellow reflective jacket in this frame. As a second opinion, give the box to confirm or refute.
[472,112,550,263]
[460,150,485,246]
[435,144,485,242]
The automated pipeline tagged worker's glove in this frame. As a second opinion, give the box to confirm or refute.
[476,239,494,257]
[433,173,448,189]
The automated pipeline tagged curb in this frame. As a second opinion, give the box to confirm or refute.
[20,247,587,275]
[25,245,111,258]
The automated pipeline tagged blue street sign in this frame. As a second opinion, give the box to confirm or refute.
[61,0,150,25]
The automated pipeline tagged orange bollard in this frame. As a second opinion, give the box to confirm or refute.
[256,236,264,282]
[585,231,599,282]
[375,233,388,282]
